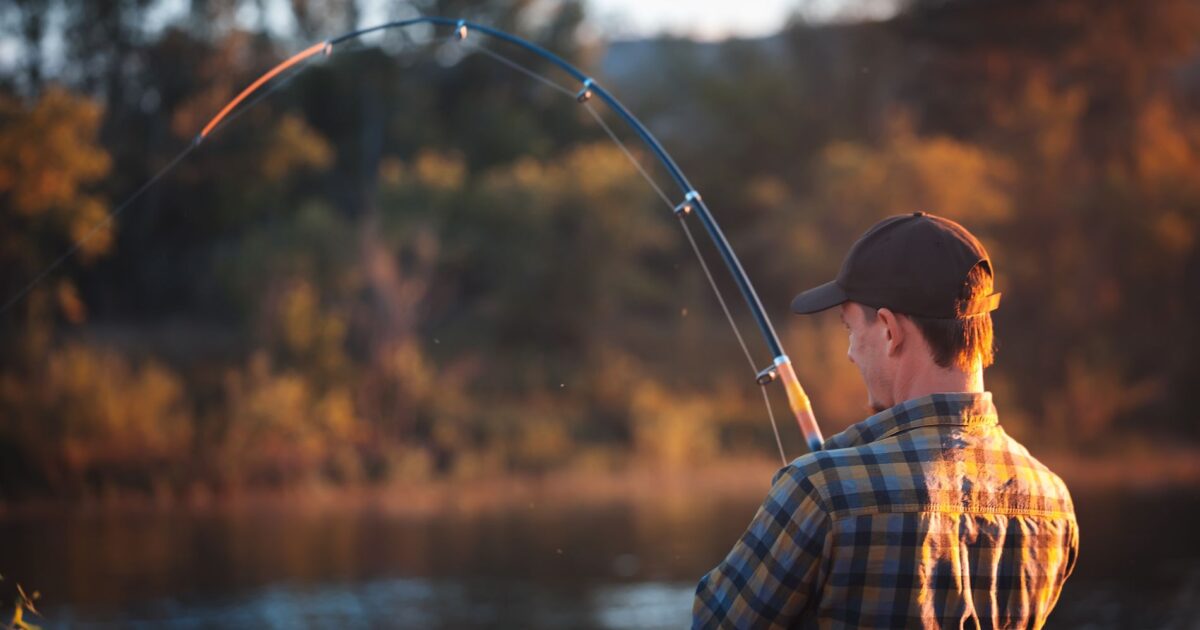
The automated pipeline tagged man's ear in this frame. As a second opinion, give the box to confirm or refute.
[876,307,905,356]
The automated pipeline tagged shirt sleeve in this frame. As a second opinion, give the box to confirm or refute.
[692,463,832,629]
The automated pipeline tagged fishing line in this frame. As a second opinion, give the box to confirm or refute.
[0,49,320,318]
[2,17,823,460]
[473,39,790,464]
[0,143,197,316]
[581,102,675,210]
[678,220,788,465]
[582,99,788,464]
[463,41,577,99]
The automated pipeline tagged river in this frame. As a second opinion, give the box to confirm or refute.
[1,484,1196,628]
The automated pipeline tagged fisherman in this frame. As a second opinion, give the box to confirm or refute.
[693,212,1079,628]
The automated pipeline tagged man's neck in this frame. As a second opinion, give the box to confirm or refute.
[892,363,984,404]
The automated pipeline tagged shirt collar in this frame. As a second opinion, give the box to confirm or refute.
[822,392,998,450]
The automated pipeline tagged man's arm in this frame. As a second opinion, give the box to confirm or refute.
[692,464,831,629]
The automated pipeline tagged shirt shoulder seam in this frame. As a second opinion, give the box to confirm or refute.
[828,503,1077,520]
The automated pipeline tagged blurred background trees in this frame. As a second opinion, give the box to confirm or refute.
[1,0,1197,501]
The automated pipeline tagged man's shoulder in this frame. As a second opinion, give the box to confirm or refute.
[776,443,911,517]
[779,429,1076,519]
[994,433,1077,515]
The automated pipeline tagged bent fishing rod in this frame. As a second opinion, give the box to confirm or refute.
[3,16,825,461]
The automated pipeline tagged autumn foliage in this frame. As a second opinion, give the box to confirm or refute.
[0,0,1198,501]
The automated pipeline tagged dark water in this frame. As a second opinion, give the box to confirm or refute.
[1,486,1197,629]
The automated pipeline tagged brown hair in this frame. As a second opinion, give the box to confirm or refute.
[907,262,996,371]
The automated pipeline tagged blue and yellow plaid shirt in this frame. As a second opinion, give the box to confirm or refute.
[693,392,1078,629]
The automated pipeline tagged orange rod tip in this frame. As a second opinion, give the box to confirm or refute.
[198,41,328,139]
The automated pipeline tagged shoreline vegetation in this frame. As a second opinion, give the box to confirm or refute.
[2,449,1197,520]
[3,1,1199,529]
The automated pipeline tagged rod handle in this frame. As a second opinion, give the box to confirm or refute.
[774,357,824,453]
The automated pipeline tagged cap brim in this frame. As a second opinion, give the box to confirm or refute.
[790,280,848,314]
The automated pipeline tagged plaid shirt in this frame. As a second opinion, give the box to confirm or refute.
[693,392,1078,629]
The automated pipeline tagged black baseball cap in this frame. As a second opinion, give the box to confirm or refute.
[790,212,1001,319]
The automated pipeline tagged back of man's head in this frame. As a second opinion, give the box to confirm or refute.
[791,212,1002,373]
[906,261,996,371]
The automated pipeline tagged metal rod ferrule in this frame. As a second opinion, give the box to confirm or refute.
[575,78,594,103]
[756,365,778,385]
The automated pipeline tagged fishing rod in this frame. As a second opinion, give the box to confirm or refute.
[4,16,826,460]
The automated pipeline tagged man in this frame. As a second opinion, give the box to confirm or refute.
[693,212,1078,628]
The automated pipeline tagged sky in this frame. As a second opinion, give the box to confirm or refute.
[0,0,901,78]
[290,0,901,43]
[586,0,899,40]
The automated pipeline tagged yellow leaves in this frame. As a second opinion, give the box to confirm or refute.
[315,389,357,439]
[55,279,86,325]
[0,87,110,216]
[260,114,333,181]
[66,196,113,262]
[514,415,572,470]
[224,354,319,459]
[562,142,641,200]
[413,150,465,190]
[376,150,469,194]
[221,352,364,480]
[263,278,347,379]
[2,578,42,630]
[0,86,113,260]
[380,339,437,404]
[630,381,719,468]
[379,156,405,186]
[279,281,320,352]
[909,135,1015,224]
[480,142,647,203]
[745,176,790,209]
[813,114,1015,227]
[33,344,192,469]
[1134,95,1200,187]
[991,72,1086,168]
[473,142,673,255]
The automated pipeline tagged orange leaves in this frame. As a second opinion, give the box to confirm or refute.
[257,114,334,182]
[0,86,112,260]
[811,114,1016,228]
[54,279,86,325]
[0,344,195,477]
[0,87,110,217]
[1134,95,1200,188]
[412,149,466,191]
[630,380,720,467]
[220,351,364,483]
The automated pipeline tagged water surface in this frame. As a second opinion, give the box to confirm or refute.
[1,485,1196,628]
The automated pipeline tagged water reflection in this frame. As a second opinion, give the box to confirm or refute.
[46,578,695,629]
[1,486,1197,628]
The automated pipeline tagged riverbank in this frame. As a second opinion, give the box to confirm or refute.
[3,447,1199,520]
